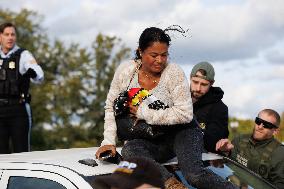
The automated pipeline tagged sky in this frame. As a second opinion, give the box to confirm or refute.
[1,0,284,119]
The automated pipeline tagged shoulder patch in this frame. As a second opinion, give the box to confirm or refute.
[258,164,268,176]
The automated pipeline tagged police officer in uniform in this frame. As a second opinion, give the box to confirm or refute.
[216,109,284,189]
[0,22,44,154]
[190,62,229,153]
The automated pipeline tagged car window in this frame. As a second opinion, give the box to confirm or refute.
[223,160,277,189]
[7,176,66,189]
[0,169,80,189]
[173,158,277,189]
[206,159,277,189]
[7,177,66,189]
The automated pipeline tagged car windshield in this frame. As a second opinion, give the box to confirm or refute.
[173,157,277,189]
[203,158,277,189]
[226,158,276,189]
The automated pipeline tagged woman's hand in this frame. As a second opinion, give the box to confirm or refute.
[129,103,139,115]
[95,145,116,159]
[129,95,143,115]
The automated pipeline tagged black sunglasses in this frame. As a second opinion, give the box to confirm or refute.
[255,117,278,129]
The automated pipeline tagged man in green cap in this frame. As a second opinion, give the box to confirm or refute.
[190,61,229,153]
[216,109,284,189]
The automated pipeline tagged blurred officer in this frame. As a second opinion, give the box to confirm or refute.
[0,22,44,154]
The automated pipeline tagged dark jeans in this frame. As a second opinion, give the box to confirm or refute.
[122,122,237,189]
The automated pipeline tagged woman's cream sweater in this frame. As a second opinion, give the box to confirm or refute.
[101,60,193,146]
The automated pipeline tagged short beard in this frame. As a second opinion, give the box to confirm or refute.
[191,92,200,103]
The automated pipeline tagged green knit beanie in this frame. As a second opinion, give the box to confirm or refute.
[190,61,215,81]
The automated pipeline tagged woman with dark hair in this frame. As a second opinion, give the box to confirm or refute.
[96,27,237,189]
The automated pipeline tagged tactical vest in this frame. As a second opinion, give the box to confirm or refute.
[0,48,29,99]
[238,136,281,179]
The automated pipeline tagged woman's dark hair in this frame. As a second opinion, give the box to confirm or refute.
[135,27,171,60]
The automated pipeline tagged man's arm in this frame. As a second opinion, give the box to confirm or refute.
[19,50,44,83]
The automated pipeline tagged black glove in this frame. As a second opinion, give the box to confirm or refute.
[23,68,37,79]
[113,91,129,116]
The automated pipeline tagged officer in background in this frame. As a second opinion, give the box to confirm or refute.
[190,61,229,153]
[0,22,44,154]
[216,109,284,189]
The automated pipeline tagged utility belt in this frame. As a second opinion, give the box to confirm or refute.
[0,94,31,106]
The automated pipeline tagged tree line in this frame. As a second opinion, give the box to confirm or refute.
[0,8,130,150]
[0,8,283,151]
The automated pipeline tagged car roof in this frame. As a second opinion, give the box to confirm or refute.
[0,147,223,176]
[0,147,118,176]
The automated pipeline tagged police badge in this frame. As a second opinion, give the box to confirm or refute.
[9,61,16,69]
